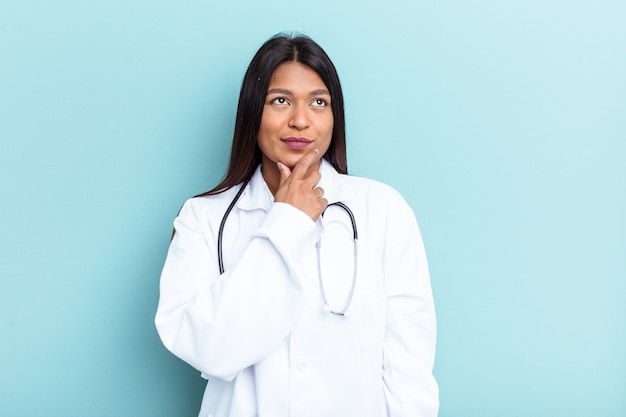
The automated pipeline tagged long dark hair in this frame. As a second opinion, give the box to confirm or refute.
[201,33,347,196]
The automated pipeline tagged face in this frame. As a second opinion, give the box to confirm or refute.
[258,61,334,172]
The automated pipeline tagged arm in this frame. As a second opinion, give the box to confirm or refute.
[155,150,326,381]
[155,199,320,381]
[382,194,439,417]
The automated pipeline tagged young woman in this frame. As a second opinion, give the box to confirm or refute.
[155,34,439,417]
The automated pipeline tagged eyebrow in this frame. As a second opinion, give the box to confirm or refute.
[266,88,330,96]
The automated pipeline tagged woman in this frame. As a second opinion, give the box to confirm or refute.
[155,34,439,417]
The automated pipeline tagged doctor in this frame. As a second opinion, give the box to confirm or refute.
[155,34,439,417]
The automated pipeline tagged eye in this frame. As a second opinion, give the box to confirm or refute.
[271,97,288,105]
[312,98,328,107]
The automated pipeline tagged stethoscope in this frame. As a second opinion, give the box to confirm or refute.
[217,178,358,316]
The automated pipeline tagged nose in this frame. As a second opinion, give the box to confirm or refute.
[288,105,309,130]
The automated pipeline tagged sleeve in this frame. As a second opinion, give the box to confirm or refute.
[154,198,322,381]
[382,193,439,417]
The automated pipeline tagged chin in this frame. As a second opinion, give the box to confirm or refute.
[282,154,307,168]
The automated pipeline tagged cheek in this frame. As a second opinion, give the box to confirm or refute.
[258,112,269,135]
[259,112,283,136]
[324,115,334,139]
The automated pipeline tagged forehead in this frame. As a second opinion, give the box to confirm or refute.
[268,62,328,91]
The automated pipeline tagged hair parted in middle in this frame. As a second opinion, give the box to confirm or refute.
[203,33,347,195]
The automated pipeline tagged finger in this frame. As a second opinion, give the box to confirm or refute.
[277,161,292,187]
[314,186,325,200]
[291,149,320,179]
[319,197,329,211]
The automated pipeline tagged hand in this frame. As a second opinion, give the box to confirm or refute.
[274,149,328,221]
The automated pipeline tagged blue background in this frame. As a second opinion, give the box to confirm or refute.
[1,0,624,416]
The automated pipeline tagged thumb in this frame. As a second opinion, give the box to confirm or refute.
[277,161,292,186]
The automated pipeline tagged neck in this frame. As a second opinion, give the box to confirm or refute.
[261,163,281,196]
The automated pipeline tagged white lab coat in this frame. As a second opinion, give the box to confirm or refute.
[155,159,439,417]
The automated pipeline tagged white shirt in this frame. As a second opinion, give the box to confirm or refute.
[155,160,439,417]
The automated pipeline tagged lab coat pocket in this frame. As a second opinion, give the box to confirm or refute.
[356,288,384,352]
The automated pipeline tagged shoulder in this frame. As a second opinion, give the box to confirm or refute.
[179,185,244,220]
[337,173,410,207]
[322,160,405,205]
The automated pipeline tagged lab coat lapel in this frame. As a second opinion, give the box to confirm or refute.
[235,165,274,212]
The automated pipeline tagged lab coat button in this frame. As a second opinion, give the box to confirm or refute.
[296,361,307,371]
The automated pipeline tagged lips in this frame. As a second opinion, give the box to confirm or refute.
[281,137,313,150]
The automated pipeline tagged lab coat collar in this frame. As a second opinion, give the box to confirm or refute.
[236,159,353,211]
[236,165,273,212]
[317,158,354,204]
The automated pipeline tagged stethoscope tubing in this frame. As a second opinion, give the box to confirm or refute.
[217,178,250,275]
[318,202,358,316]
[217,180,358,316]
